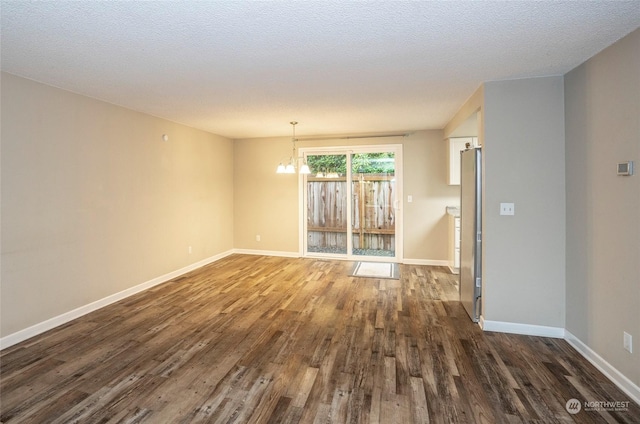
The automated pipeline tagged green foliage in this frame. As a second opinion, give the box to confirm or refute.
[306,154,346,174]
[351,153,395,174]
[307,153,395,175]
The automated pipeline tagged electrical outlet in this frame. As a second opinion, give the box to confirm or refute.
[256,235,261,242]
[623,332,632,353]
[407,195,413,203]
[188,246,192,254]
[500,203,515,216]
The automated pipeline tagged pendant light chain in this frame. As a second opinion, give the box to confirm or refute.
[291,121,297,164]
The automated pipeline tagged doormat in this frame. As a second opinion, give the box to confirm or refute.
[350,262,399,279]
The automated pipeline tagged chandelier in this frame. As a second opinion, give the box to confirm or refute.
[276,121,310,174]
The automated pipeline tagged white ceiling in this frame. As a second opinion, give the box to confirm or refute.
[1,1,639,139]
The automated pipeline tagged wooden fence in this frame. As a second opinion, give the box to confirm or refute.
[306,174,395,253]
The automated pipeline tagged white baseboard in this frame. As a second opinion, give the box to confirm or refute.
[402,258,449,266]
[480,318,565,338]
[0,250,235,350]
[565,330,640,406]
[232,251,448,266]
[478,321,639,406]
[232,248,300,258]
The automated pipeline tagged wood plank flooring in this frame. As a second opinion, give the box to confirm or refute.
[1,254,638,423]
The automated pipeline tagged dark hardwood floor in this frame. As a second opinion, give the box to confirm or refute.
[1,254,638,423]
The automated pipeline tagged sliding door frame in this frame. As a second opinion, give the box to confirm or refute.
[298,144,403,262]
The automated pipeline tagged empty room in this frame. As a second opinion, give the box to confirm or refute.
[1,1,639,423]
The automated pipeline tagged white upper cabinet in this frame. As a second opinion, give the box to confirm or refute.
[447,137,477,185]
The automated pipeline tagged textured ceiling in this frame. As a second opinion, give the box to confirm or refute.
[1,1,639,139]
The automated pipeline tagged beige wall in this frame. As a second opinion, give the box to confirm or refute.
[444,85,484,141]
[444,78,566,329]
[1,73,234,338]
[233,134,299,253]
[565,29,640,386]
[233,130,460,262]
[483,77,566,327]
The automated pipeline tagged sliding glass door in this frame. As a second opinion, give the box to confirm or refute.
[302,145,402,262]
[350,152,396,257]
[306,153,349,255]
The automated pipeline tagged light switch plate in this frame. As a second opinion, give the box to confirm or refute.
[500,203,515,216]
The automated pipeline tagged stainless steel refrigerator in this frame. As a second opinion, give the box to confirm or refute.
[459,147,482,322]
